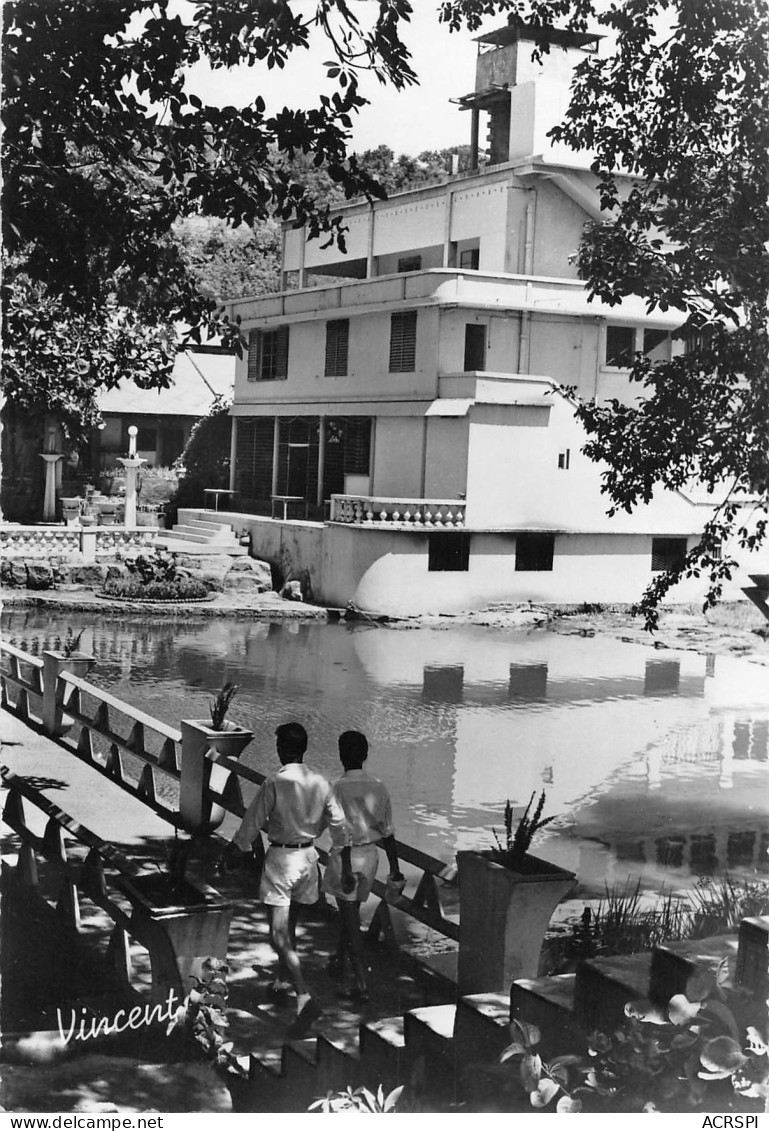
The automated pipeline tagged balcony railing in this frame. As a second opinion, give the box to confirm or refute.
[330,494,466,528]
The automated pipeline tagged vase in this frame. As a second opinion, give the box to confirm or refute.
[456,850,576,995]
[115,872,233,1002]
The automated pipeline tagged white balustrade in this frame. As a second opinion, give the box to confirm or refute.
[0,526,160,560]
[330,495,466,528]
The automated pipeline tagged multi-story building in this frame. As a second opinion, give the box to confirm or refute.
[212,23,738,616]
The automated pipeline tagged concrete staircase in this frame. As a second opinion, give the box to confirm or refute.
[235,991,512,1113]
[227,915,768,1112]
[512,928,748,1056]
[155,517,247,556]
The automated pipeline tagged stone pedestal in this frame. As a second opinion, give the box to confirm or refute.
[40,453,63,522]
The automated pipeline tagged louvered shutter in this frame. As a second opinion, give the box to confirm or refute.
[389,311,417,372]
[247,330,260,380]
[324,320,349,377]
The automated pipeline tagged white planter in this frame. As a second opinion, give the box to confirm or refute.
[179,720,253,832]
[457,850,576,995]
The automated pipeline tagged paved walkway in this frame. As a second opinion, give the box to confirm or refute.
[0,708,454,1113]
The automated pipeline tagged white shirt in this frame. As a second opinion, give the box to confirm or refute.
[329,768,394,848]
[233,761,349,850]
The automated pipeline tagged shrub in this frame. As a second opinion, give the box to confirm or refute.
[103,577,207,601]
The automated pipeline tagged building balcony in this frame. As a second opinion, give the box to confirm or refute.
[330,494,466,528]
[227,267,682,330]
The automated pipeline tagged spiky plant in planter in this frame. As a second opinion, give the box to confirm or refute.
[491,790,556,870]
[209,682,239,732]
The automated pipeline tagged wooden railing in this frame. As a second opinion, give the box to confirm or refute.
[330,494,466,528]
[1,641,459,950]
[0,767,180,998]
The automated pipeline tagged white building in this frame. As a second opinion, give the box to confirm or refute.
[207,23,746,616]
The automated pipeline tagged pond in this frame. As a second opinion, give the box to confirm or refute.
[3,608,768,901]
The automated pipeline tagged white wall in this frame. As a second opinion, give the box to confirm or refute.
[373,417,425,497]
[424,418,469,498]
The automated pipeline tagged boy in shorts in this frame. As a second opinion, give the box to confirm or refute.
[229,721,353,1035]
[323,730,404,1001]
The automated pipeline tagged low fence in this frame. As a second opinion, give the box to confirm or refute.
[1,767,188,1001]
[1,525,159,561]
[0,641,459,952]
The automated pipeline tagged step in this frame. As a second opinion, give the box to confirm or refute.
[651,932,739,1003]
[511,974,582,1055]
[168,526,238,543]
[358,1016,405,1092]
[454,992,511,1064]
[280,1037,319,1106]
[574,953,652,1031]
[185,518,236,535]
[402,1004,458,1108]
[316,1031,362,1093]
[154,536,247,556]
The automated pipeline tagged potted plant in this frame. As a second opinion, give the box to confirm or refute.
[116,833,234,1005]
[179,684,253,832]
[60,496,82,525]
[42,628,97,735]
[456,791,576,995]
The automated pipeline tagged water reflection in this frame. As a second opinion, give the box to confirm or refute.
[3,609,768,898]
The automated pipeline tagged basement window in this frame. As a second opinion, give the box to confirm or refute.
[515,533,555,572]
[428,531,470,572]
[651,537,688,572]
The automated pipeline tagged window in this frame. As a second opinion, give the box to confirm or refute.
[459,248,480,270]
[651,536,687,572]
[389,310,417,372]
[605,325,670,368]
[324,319,349,377]
[397,255,422,273]
[247,326,289,381]
[557,449,570,470]
[463,323,486,371]
[605,325,635,368]
[428,531,470,572]
[515,533,555,572]
[134,426,157,451]
[643,329,668,355]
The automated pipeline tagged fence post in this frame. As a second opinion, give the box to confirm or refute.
[179,721,209,832]
[42,651,63,735]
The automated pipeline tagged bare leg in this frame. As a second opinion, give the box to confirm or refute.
[337,900,367,993]
[268,904,309,1000]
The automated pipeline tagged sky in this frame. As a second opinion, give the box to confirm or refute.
[184,4,504,156]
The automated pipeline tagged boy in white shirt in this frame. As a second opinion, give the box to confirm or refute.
[323,730,404,1001]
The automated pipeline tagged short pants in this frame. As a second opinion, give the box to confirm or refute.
[260,845,319,907]
[323,843,379,903]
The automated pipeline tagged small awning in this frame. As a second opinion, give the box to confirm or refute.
[425,399,474,417]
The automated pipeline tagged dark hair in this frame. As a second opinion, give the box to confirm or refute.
[275,721,308,758]
[338,730,368,768]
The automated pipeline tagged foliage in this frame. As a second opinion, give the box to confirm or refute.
[124,549,180,585]
[309,1084,404,1113]
[61,627,86,658]
[441,0,769,624]
[556,877,769,971]
[167,956,247,1078]
[173,217,282,302]
[499,967,769,1113]
[209,683,239,732]
[103,577,208,602]
[490,790,556,868]
[2,268,177,445]
[172,399,233,514]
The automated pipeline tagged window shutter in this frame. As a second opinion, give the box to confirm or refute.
[273,325,289,379]
[247,330,260,380]
[324,320,349,377]
[389,310,417,372]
